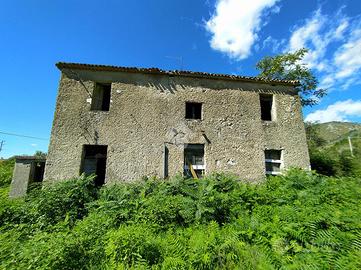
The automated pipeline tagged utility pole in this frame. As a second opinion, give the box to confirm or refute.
[348,136,354,157]
[0,140,4,153]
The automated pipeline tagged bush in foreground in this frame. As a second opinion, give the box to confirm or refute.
[0,170,360,269]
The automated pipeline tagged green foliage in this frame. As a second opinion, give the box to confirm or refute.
[0,174,98,229]
[309,150,338,176]
[34,150,47,158]
[256,48,326,106]
[339,152,361,177]
[0,171,360,269]
[0,157,15,187]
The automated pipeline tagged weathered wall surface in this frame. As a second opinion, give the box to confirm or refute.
[10,157,46,198]
[44,70,310,183]
[10,160,32,198]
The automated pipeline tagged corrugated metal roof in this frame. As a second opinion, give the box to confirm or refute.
[56,62,299,86]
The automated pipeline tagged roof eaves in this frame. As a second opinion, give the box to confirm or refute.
[56,62,300,86]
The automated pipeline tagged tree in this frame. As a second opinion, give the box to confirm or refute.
[34,151,47,158]
[256,48,326,106]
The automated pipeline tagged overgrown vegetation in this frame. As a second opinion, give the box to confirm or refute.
[0,157,15,187]
[1,170,360,269]
[1,136,360,269]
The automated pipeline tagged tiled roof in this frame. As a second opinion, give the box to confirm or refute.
[56,62,299,86]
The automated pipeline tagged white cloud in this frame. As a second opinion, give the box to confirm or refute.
[30,143,37,147]
[205,0,280,60]
[305,99,361,123]
[263,36,286,52]
[334,20,349,39]
[334,28,361,80]
[287,9,348,72]
[205,3,361,91]
[269,5,281,14]
[288,9,324,52]
[319,74,335,89]
[282,8,361,91]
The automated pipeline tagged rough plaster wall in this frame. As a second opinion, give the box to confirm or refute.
[263,94,310,170]
[44,70,310,183]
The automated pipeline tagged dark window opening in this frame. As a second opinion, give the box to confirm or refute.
[265,149,282,175]
[260,94,273,121]
[184,144,205,178]
[91,83,111,111]
[185,102,202,119]
[265,150,281,160]
[81,145,108,186]
[26,160,46,188]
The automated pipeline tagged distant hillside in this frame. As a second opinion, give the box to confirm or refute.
[305,121,361,177]
[309,121,361,161]
[314,121,361,143]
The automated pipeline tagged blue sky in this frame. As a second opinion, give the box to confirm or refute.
[0,0,360,158]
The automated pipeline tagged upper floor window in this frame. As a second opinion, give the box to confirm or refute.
[185,102,202,120]
[265,149,282,175]
[260,94,273,121]
[91,83,111,111]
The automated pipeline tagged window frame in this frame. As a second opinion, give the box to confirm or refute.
[264,149,283,175]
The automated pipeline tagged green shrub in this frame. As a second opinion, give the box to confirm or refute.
[309,150,338,176]
[0,171,360,269]
[0,157,15,187]
[106,224,162,268]
[0,175,99,229]
[339,152,361,177]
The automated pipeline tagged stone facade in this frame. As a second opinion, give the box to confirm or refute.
[44,63,310,184]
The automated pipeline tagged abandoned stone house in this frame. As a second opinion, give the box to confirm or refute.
[42,62,309,186]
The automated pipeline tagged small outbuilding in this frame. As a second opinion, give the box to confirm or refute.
[9,156,46,198]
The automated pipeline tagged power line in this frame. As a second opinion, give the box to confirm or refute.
[0,131,48,141]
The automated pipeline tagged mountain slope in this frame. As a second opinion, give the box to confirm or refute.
[314,121,361,143]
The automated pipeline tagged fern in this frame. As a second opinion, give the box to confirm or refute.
[0,170,360,269]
